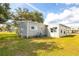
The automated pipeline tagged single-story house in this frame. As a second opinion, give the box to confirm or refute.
[17,21,72,38]
[17,21,47,38]
[71,27,79,33]
[47,24,71,38]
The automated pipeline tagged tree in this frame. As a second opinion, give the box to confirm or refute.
[11,8,29,20]
[30,11,44,23]
[12,8,44,23]
[0,3,10,22]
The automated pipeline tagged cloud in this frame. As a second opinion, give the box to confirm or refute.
[64,3,79,6]
[44,6,79,27]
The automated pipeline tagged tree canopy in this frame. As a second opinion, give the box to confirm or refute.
[0,3,10,23]
[11,8,44,23]
[0,3,10,19]
[0,4,44,23]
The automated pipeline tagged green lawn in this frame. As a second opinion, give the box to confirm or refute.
[0,32,79,56]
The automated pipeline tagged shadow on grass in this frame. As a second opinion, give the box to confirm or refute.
[31,42,63,51]
[0,33,64,56]
[0,39,64,56]
[13,41,64,56]
[62,35,76,38]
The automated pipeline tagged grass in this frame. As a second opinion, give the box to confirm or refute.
[0,32,79,56]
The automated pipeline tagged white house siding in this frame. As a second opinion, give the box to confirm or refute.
[26,21,46,37]
[17,21,28,37]
[17,21,46,38]
[17,21,72,38]
[71,27,79,33]
[47,24,71,38]
[47,24,59,38]
[59,24,71,37]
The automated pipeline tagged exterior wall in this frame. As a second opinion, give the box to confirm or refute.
[17,21,28,37]
[47,24,71,38]
[17,21,71,38]
[47,24,60,38]
[59,24,71,37]
[71,28,79,33]
[26,21,46,37]
[17,21,46,38]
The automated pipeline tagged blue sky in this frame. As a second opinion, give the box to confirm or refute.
[10,3,79,15]
[10,3,79,27]
[10,3,75,14]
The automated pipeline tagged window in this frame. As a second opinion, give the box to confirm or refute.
[64,31,65,34]
[61,30,62,33]
[50,28,53,32]
[50,27,57,32]
[31,25,37,30]
[31,26,34,29]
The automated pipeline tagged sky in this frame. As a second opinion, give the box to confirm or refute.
[10,3,79,27]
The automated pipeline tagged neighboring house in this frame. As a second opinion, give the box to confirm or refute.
[47,24,71,38]
[17,21,72,38]
[71,27,79,33]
